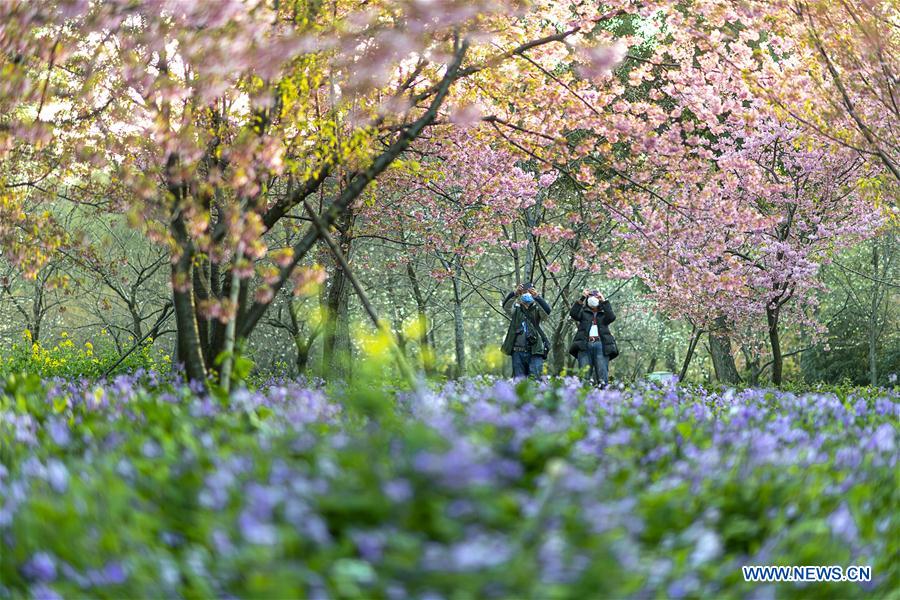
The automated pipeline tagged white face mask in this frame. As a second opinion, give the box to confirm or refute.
[587,296,600,308]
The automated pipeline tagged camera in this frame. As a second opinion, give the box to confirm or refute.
[526,332,538,346]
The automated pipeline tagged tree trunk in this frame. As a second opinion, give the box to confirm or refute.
[287,300,316,375]
[193,258,211,367]
[747,360,761,387]
[868,244,879,386]
[207,261,225,368]
[416,311,434,374]
[646,321,666,373]
[523,198,541,284]
[665,342,677,373]
[295,336,313,373]
[451,262,466,378]
[678,326,702,383]
[740,345,761,387]
[509,229,522,286]
[236,277,250,335]
[708,317,740,384]
[219,248,243,392]
[322,216,353,380]
[128,302,144,340]
[172,257,207,383]
[208,273,230,369]
[550,317,567,375]
[31,279,44,344]
[523,241,534,285]
[391,302,408,356]
[766,305,783,386]
[322,264,351,380]
[406,262,436,375]
[426,320,437,368]
[31,320,41,345]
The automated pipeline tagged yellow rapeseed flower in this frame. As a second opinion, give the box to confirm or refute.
[358,328,392,358]
[402,316,426,340]
[483,346,505,371]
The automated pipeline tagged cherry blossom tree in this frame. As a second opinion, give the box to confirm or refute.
[0,1,108,278]
[362,127,539,375]
[4,0,893,387]
[18,0,654,385]
[614,119,886,384]
[452,1,892,384]
[723,0,900,186]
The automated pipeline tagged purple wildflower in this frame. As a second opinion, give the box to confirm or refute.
[22,552,56,582]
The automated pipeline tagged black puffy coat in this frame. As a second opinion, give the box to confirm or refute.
[568,300,618,359]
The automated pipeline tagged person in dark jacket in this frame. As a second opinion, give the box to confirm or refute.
[569,289,618,386]
[501,282,551,378]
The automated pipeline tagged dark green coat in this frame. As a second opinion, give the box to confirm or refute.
[501,294,550,356]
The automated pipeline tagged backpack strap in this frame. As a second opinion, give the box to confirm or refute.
[522,306,550,349]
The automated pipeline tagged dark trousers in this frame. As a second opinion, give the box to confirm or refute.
[578,340,609,386]
[512,351,544,378]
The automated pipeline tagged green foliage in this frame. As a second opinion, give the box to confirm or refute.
[1,374,896,598]
[802,341,900,388]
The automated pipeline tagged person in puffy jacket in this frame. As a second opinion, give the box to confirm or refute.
[568,288,618,386]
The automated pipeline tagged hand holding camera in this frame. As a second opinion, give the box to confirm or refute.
[582,289,606,309]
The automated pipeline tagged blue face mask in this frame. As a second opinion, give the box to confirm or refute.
[520,293,534,304]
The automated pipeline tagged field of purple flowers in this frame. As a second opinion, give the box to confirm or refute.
[1,372,897,598]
